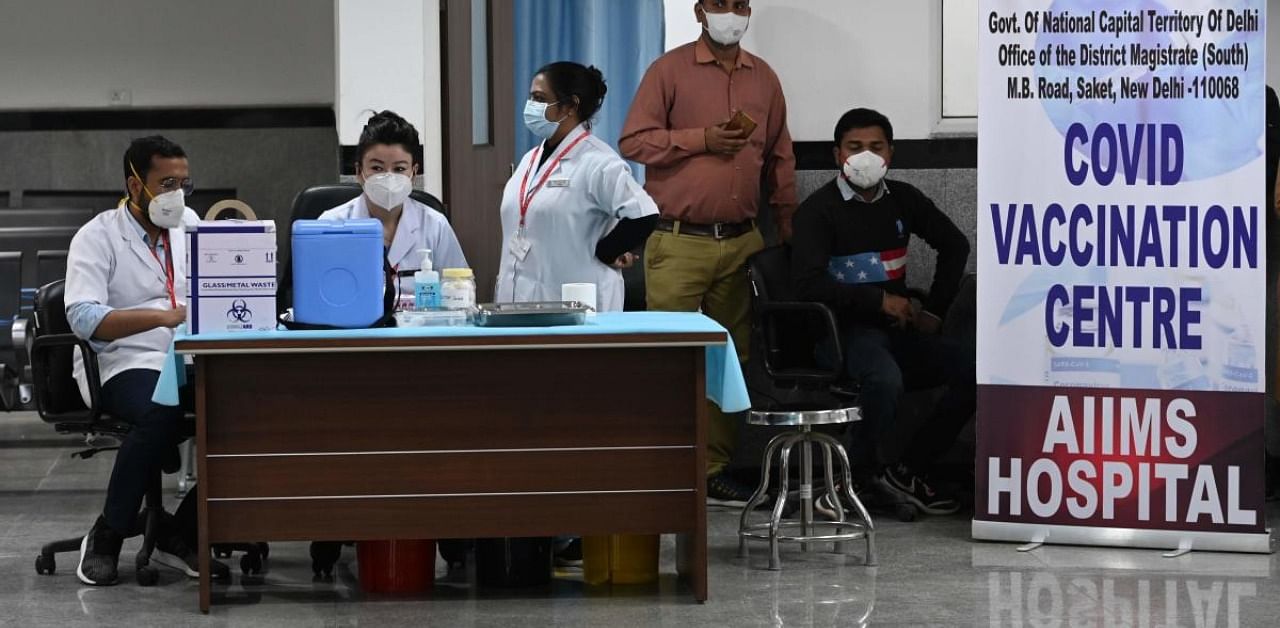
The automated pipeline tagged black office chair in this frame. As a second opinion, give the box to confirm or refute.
[28,280,260,584]
[287,184,448,224]
[746,245,858,408]
[746,245,940,404]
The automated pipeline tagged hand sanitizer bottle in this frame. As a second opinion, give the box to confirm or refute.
[414,249,441,310]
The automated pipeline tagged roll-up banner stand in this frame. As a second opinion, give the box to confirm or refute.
[975,0,1271,553]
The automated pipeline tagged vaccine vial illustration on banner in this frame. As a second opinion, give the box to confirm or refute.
[1207,292,1260,391]
[1043,297,1123,387]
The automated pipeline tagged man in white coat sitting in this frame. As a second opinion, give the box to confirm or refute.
[64,136,204,586]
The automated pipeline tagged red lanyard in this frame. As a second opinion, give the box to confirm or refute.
[148,231,177,308]
[518,131,590,229]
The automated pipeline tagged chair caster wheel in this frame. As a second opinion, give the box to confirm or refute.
[35,554,55,575]
[240,553,263,575]
[895,504,917,522]
[136,565,159,586]
[211,559,231,581]
[257,542,270,559]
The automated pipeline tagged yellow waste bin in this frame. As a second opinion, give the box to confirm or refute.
[583,534,659,585]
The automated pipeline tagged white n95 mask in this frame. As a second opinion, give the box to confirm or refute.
[842,151,888,190]
[704,12,749,46]
[364,172,413,210]
[147,189,186,229]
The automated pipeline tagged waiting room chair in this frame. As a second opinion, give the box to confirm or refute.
[28,280,261,584]
[0,251,25,411]
[0,209,96,228]
[36,250,67,290]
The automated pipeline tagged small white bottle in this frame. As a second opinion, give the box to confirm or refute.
[414,249,441,310]
[441,268,477,310]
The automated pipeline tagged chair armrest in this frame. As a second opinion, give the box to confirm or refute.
[30,332,102,420]
[12,316,30,362]
[756,300,844,380]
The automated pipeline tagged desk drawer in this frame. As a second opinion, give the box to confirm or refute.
[205,447,694,498]
[206,491,696,543]
[199,347,701,454]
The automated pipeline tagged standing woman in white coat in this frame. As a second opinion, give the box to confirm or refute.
[496,62,659,312]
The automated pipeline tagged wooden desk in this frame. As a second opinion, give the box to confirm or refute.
[178,330,719,612]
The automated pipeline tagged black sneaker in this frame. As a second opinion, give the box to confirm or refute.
[152,513,199,578]
[814,475,885,521]
[881,463,960,515]
[706,472,755,508]
[151,513,230,580]
[815,477,871,519]
[554,538,582,567]
[77,516,124,586]
[815,491,842,520]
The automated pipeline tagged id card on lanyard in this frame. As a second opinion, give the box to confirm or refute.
[148,231,177,309]
[512,131,590,261]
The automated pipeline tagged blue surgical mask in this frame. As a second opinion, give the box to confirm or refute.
[523,99,564,139]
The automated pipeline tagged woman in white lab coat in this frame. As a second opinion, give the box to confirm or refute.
[320,110,468,304]
[496,62,659,312]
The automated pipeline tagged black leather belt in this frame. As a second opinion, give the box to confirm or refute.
[655,218,755,239]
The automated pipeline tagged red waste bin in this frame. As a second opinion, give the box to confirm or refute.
[356,539,436,594]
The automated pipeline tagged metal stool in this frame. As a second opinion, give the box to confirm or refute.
[737,406,876,570]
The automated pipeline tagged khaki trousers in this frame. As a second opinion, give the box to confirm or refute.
[644,226,764,477]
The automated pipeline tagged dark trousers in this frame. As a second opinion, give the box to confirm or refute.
[829,325,976,472]
[99,368,195,536]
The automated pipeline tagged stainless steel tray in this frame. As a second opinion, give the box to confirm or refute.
[473,301,589,327]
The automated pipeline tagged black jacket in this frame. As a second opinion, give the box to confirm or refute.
[791,178,970,327]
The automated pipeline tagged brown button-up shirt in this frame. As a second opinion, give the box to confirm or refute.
[620,38,797,234]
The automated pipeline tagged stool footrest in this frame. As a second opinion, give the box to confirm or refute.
[740,521,870,544]
[737,425,877,569]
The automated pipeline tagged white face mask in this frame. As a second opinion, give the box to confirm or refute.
[147,189,186,229]
[363,172,413,210]
[703,11,749,46]
[523,99,565,139]
[842,151,888,190]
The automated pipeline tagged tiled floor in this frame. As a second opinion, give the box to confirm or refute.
[1,411,1277,627]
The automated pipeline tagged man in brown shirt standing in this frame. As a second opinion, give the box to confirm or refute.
[621,0,796,505]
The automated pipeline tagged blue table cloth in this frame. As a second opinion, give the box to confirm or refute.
[154,311,750,413]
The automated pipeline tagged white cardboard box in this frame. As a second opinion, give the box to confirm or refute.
[185,220,277,334]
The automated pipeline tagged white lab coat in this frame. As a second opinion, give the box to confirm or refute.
[319,195,468,299]
[64,205,200,405]
[496,125,658,312]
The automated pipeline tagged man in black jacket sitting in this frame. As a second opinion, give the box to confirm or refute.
[791,108,974,515]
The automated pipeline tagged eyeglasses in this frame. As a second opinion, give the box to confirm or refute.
[153,177,195,196]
